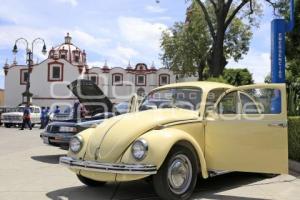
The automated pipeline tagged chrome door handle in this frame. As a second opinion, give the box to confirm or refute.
[268,123,287,128]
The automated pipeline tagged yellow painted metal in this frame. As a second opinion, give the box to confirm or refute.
[205,83,288,174]
[64,82,288,182]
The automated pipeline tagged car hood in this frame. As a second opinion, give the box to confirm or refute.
[67,79,113,116]
[83,108,199,162]
[2,112,23,116]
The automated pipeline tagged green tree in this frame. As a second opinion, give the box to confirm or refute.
[280,0,300,115]
[223,68,253,86]
[161,2,253,80]
[193,0,281,77]
[207,68,253,86]
[161,4,211,80]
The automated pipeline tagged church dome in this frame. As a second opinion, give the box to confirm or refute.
[48,33,87,65]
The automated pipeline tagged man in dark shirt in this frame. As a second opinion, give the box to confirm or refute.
[20,105,32,130]
[54,106,60,115]
[45,107,50,126]
[40,107,46,129]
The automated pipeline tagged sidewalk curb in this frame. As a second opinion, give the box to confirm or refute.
[289,159,300,173]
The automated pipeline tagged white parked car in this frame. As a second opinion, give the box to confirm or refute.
[1,105,41,128]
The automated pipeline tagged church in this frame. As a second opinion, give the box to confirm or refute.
[3,33,176,107]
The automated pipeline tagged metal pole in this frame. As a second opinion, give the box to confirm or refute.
[13,37,46,106]
[26,50,32,106]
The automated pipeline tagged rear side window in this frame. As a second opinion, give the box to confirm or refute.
[217,92,238,114]
[205,88,227,112]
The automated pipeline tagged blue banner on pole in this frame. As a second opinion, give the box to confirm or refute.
[271,19,286,84]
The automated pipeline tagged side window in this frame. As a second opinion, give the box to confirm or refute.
[217,92,238,114]
[205,88,227,112]
[239,89,281,114]
[35,108,41,113]
[240,93,260,114]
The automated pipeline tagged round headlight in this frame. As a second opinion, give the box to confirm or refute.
[69,136,83,153]
[131,139,148,161]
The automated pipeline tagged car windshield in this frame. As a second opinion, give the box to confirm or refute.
[115,102,129,110]
[139,88,202,111]
[17,107,34,113]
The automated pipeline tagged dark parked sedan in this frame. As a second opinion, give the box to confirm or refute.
[40,113,113,149]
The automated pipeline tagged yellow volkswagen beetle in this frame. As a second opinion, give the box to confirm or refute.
[60,81,288,200]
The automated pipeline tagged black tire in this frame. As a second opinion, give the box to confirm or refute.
[4,123,11,128]
[31,124,35,128]
[153,146,199,200]
[77,174,106,187]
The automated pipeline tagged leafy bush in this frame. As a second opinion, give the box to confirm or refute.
[288,117,300,162]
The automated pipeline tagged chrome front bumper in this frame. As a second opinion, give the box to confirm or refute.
[59,156,157,175]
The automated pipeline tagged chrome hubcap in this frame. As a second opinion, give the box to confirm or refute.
[167,154,192,195]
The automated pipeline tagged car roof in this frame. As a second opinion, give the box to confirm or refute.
[155,81,234,92]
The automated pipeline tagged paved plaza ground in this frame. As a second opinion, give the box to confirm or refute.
[0,126,299,200]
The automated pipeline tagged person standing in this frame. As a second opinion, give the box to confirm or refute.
[45,107,50,126]
[40,107,46,129]
[54,106,60,115]
[20,105,32,130]
[73,101,80,121]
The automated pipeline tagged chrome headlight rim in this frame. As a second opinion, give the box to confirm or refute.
[131,139,148,161]
[69,135,83,153]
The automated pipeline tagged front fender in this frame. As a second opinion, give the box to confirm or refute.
[67,128,94,159]
[120,128,208,179]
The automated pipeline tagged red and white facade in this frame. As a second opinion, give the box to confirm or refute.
[3,34,176,107]
[86,63,175,102]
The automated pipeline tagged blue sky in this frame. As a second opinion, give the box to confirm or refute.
[0,0,278,89]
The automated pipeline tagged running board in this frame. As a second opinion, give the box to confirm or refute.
[208,170,231,177]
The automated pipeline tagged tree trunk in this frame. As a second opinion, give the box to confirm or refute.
[208,11,228,77]
[197,60,205,81]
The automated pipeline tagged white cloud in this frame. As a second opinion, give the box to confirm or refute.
[118,16,168,52]
[72,30,110,51]
[108,46,139,65]
[0,25,112,64]
[228,51,270,83]
[145,5,167,13]
[89,46,139,67]
[56,0,78,6]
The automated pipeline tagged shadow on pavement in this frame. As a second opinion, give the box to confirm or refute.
[46,180,158,200]
[193,172,270,200]
[31,154,66,164]
[46,172,271,200]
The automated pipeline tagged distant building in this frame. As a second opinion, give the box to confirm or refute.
[3,33,176,107]
[0,89,4,106]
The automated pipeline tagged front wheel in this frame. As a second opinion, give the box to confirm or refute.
[77,175,106,187]
[153,146,198,200]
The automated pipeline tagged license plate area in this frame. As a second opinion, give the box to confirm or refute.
[43,137,49,144]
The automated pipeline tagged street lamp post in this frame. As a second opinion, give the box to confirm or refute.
[12,38,47,106]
